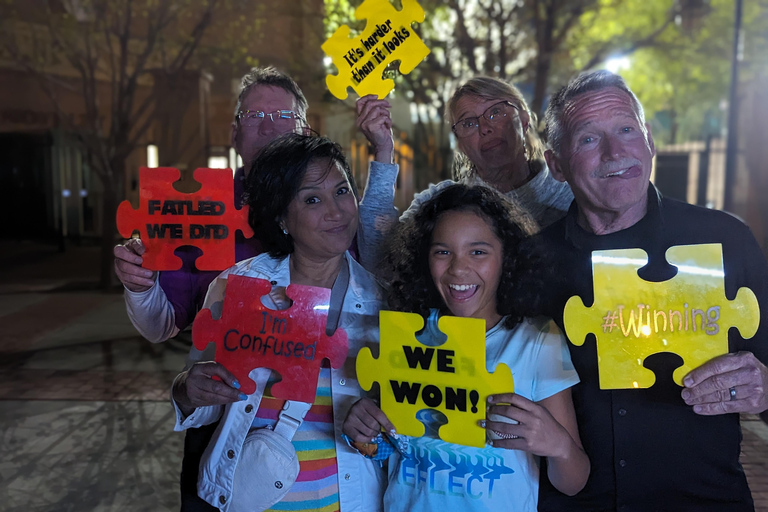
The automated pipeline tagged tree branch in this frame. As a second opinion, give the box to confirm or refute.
[579,15,674,72]
[446,0,479,74]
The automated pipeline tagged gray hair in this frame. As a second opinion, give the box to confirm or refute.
[544,70,645,156]
[234,66,308,120]
[446,76,545,180]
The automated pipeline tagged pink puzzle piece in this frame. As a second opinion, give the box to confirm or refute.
[116,167,253,271]
[192,275,349,400]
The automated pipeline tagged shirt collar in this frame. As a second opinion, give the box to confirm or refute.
[564,182,664,250]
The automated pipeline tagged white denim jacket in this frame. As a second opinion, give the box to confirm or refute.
[172,252,387,512]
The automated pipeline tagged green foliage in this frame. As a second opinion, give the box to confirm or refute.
[324,0,360,37]
[569,0,676,71]
[323,0,677,112]
[618,0,768,144]
[323,0,768,145]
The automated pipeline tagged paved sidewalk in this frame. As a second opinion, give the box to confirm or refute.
[0,340,188,511]
[2,400,182,511]
[0,240,102,294]
[0,240,189,511]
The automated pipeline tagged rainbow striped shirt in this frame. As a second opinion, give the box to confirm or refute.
[251,367,340,512]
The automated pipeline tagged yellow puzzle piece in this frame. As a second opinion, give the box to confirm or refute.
[357,310,514,448]
[321,0,430,100]
[564,243,760,389]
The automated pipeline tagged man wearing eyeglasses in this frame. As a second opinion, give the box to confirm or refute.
[232,84,307,176]
[114,66,308,342]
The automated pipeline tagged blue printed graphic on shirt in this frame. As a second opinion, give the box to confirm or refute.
[397,436,516,499]
[383,315,580,512]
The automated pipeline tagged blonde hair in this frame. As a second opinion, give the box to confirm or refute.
[446,77,545,180]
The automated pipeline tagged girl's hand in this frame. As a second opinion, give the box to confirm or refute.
[342,397,396,443]
[485,393,572,459]
[486,390,590,496]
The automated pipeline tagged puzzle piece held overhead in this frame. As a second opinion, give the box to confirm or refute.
[192,275,349,399]
[564,244,760,389]
[116,167,253,271]
[322,0,430,99]
[357,310,514,448]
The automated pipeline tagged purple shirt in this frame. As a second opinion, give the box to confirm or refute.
[158,167,262,330]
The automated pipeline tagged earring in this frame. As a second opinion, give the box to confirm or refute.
[282,228,288,236]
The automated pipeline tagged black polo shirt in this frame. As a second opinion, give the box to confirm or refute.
[533,185,768,511]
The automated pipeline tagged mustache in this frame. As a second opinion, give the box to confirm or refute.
[598,158,643,175]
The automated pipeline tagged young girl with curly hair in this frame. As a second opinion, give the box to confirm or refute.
[342,183,589,512]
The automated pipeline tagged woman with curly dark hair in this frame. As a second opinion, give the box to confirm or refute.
[342,183,589,512]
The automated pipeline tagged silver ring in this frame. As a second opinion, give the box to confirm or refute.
[493,430,519,439]
[729,387,737,401]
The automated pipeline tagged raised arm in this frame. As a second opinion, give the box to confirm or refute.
[116,238,179,342]
[356,95,400,273]
[124,279,179,342]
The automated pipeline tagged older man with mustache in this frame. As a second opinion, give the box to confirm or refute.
[533,70,768,512]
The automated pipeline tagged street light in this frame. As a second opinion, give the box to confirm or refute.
[605,56,631,74]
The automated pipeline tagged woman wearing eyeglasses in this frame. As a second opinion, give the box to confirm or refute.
[355,77,573,272]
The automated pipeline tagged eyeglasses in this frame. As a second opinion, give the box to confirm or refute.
[451,101,519,138]
[236,109,304,128]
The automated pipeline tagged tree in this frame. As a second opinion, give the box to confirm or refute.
[1,0,259,289]
[617,0,768,144]
[324,0,678,182]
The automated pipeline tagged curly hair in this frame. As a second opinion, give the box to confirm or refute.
[243,133,357,258]
[387,183,543,330]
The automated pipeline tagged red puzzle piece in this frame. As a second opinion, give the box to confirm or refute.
[192,274,349,400]
[116,167,253,271]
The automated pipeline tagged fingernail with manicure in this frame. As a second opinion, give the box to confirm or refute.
[238,393,247,401]
[232,380,241,389]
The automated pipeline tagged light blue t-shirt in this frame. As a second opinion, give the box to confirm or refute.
[383,316,579,512]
